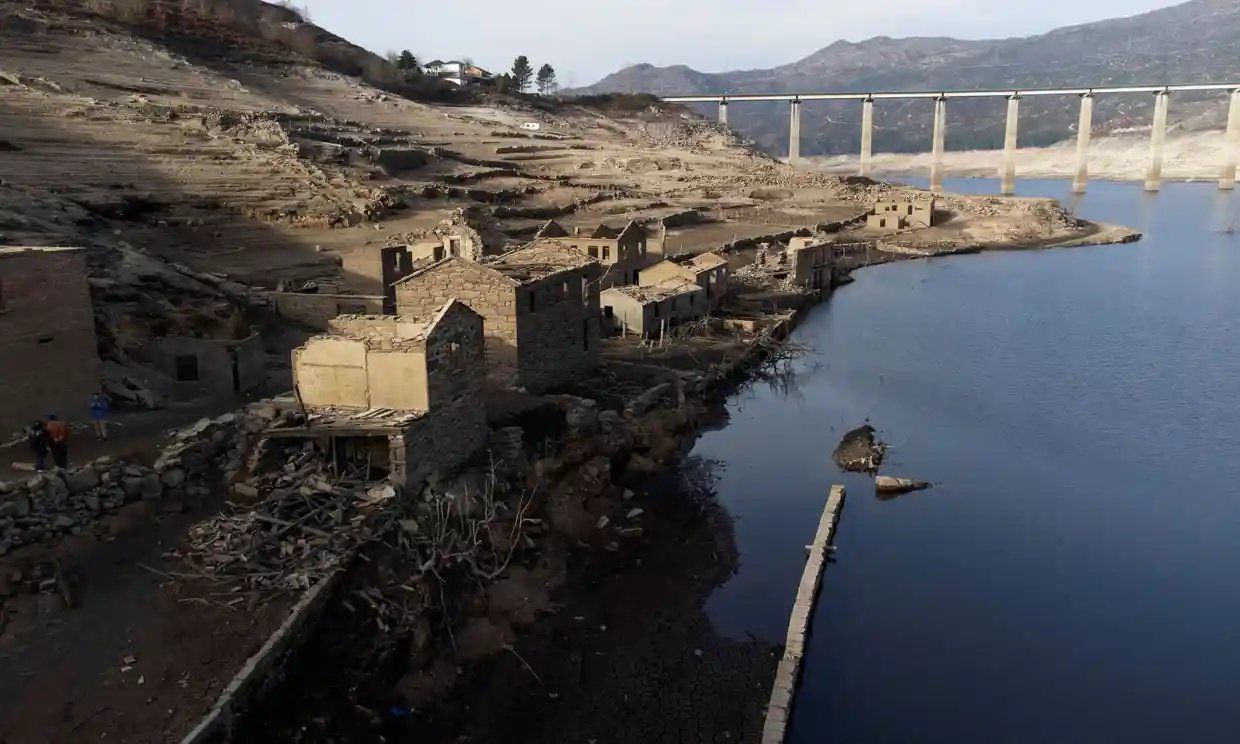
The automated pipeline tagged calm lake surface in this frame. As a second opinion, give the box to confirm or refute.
[687,178,1240,742]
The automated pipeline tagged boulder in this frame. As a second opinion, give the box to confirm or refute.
[160,468,186,489]
[64,468,99,494]
[140,473,163,501]
[0,495,31,518]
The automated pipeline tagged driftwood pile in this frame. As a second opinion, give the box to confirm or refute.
[176,442,398,592]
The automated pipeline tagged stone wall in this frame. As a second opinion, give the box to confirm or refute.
[513,268,600,393]
[400,303,488,483]
[270,292,385,330]
[0,248,101,437]
[139,335,262,402]
[395,261,519,385]
[341,246,415,307]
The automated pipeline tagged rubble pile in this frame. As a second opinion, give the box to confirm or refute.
[0,407,278,556]
[178,441,399,591]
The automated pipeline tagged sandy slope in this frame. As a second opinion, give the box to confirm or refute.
[809,130,1239,183]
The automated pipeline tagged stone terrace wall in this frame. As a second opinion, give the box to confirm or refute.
[394,261,519,386]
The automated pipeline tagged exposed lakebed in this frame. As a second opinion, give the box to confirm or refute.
[678,178,1240,742]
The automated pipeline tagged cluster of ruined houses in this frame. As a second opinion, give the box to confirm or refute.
[1,200,866,486]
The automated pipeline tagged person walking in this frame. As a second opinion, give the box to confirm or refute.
[90,391,112,441]
[27,420,50,472]
[45,414,69,469]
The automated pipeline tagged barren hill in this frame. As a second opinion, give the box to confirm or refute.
[572,0,1240,157]
[0,0,1104,420]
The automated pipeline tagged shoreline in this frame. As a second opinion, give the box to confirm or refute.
[223,208,1136,741]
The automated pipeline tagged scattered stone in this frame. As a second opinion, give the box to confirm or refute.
[232,483,259,499]
[595,516,610,530]
[625,508,644,520]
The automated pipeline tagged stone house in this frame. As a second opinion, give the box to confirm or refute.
[601,279,707,336]
[393,244,601,393]
[534,219,652,288]
[137,335,266,402]
[786,237,836,290]
[408,208,506,265]
[279,300,487,486]
[639,251,730,308]
[0,246,101,437]
[866,196,935,232]
[340,245,418,311]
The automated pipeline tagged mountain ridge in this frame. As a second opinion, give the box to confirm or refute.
[570,0,1240,156]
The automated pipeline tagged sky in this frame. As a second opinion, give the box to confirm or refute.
[299,0,1183,88]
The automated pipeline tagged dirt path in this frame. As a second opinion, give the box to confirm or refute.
[0,478,293,743]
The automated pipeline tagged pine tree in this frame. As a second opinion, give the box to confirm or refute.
[397,50,418,71]
[511,56,533,92]
[536,64,557,95]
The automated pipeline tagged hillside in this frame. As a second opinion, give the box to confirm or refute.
[572,0,1240,157]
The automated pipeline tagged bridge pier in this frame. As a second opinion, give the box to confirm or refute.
[1220,89,1240,190]
[1145,91,1170,192]
[860,98,874,177]
[930,97,946,193]
[1072,94,1095,194]
[1000,95,1020,195]
[719,99,729,126]
[783,98,803,163]
[788,99,802,165]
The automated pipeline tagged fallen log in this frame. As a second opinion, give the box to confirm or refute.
[874,476,931,494]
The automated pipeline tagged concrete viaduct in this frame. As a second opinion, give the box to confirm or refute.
[662,85,1240,194]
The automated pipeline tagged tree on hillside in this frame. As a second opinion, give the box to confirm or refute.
[511,56,533,92]
[397,50,419,71]
[536,64,557,95]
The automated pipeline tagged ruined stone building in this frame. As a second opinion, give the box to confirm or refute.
[393,244,601,393]
[867,196,935,232]
[408,208,507,264]
[0,247,101,436]
[278,300,487,486]
[534,219,652,288]
[136,334,266,403]
[639,251,730,308]
[601,279,706,336]
[786,237,837,290]
[340,245,417,311]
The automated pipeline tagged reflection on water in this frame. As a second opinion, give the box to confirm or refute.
[677,179,1240,742]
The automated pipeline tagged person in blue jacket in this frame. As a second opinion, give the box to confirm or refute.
[89,392,112,441]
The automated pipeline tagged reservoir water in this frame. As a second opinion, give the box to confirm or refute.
[687,178,1240,742]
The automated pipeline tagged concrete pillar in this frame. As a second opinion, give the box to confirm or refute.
[930,97,946,193]
[1145,91,1170,192]
[788,99,802,165]
[860,98,874,177]
[1000,95,1020,195]
[719,99,729,126]
[1072,94,1094,194]
[1220,89,1240,190]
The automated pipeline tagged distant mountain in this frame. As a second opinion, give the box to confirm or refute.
[570,0,1240,157]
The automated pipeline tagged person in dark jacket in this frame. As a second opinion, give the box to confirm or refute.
[27,420,50,472]
[45,414,69,469]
